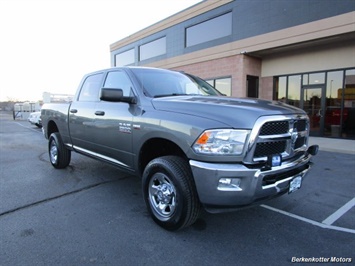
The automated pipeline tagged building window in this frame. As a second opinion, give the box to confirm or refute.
[115,49,135,67]
[303,73,325,85]
[206,77,232,96]
[275,75,301,107]
[186,12,232,47]
[274,68,355,139]
[327,71,343,102]
[288,75,301,108]
[275,76,300,107]
[276,76,287,101]
[345,69,355,105]
[139,37,166,61]
[343,69,355,138]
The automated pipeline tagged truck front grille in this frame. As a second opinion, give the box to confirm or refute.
[295,136,306,149]
[244,115,309,163]
[254,141,287,158]
[259,121,289,135]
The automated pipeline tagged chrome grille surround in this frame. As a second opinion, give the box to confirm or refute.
[244,115,310,164]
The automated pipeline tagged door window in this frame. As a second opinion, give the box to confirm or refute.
[78,73,103,102]
[104,71,133,96]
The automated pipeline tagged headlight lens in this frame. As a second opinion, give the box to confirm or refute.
[192,129,249,155]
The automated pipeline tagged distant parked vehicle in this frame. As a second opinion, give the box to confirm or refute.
[28,111,42,128]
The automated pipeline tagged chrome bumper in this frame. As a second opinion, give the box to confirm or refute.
[189,153,314,213]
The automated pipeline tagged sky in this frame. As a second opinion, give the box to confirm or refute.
[0,0,202,102]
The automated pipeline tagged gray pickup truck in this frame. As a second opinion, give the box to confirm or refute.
[41,66,318,230]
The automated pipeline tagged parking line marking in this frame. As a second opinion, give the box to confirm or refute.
[261,204,355,234]
[14,122,42,133]
[322,197,355,226]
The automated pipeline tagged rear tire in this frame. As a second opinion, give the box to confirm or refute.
[48,132,71,169]
[143,156,200,231]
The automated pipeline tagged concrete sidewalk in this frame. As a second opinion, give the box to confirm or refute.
[309,137,355,155]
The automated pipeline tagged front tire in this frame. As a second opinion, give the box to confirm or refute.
[48,132,71,169]
[143,156,200,231]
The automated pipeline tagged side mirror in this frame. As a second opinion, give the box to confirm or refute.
[100,88,136,104]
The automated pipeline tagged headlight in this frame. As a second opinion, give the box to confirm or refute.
[192,129,249,155]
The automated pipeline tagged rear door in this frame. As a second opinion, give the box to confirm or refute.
[93,70,135,169]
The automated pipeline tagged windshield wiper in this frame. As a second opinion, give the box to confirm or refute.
[153,93,189,98]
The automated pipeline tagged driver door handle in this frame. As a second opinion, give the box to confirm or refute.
[95,111,105,116]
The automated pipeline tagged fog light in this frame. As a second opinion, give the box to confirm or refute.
[307,145,319,156]
[218,178,242,191]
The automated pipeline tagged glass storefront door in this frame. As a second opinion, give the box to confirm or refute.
[301,86,325,136]
[275,68,355,139]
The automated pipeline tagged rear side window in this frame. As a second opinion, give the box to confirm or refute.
[103,71,133,97]
[78,73,103,101]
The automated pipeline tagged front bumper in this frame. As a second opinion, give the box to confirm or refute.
[189,152,314,213]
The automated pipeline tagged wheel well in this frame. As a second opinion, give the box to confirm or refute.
[139,138,187,176]
[47,121,59,138]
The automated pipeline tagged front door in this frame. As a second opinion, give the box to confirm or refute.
[92,70,136,169]
[301,86,325,136]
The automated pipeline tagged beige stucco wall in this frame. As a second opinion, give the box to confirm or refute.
[262,42,355,77]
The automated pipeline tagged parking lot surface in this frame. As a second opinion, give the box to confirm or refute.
[0,112,354,265]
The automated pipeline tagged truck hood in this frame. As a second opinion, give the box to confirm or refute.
[151,96,305,128]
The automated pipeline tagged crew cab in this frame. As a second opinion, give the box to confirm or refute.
[41,67,318,230]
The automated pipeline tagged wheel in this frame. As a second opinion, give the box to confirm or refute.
[142,155,200,231]
[48,132,71,169]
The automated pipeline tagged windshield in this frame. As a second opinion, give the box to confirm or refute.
[130,68,223,98]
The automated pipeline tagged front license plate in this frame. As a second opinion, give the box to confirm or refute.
[289,176,302,194]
